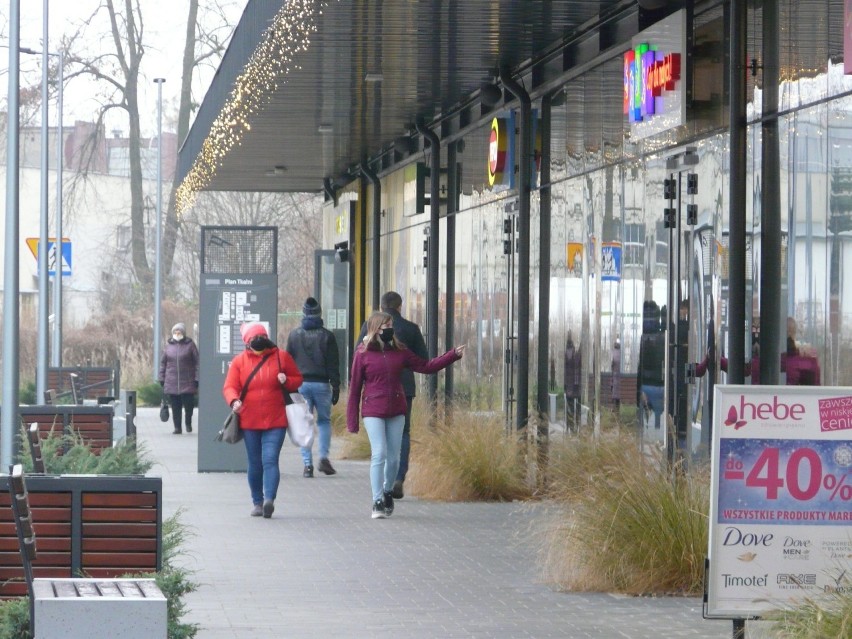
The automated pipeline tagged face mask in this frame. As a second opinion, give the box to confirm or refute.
[379,327,394,343]
[249,336,272,351]
[173,332,184,341]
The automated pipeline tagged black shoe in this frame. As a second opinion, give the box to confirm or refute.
[383,491,394,517]
[371,499,387,519]
[172,428,182,435]
[262,499,274,518]
[392,480,404,499]
[186,423,192,433]
[318,458,336,475]
[303,465,314,478]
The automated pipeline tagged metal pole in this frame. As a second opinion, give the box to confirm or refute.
[759,0,780,384]
[501,70,531,431]
[2,0,22,469]
[415,120,440,403]
[36,0,49,401]
[152,78,165,381]
[360,162,381,309]
[728,0,747,383]
[52,50,64,366]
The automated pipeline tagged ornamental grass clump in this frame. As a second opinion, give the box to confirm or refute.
[767,584,852,639]
[539,431,709,595]
[408,408,533,501]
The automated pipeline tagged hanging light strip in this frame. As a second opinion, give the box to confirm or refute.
[176,0,334,215]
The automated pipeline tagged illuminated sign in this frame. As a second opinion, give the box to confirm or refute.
[623,9,686,140]
[624,46,681,122]
[488,117,509,186]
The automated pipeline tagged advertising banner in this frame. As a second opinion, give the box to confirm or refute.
[706,385,852,618]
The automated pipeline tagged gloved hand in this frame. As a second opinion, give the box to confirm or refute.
[331,387,340,405]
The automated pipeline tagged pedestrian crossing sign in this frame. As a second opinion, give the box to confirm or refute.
[25,237,72,277]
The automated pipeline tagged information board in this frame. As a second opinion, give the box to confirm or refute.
[707,385,852,618]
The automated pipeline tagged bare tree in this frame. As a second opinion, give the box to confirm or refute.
[60,0,236,292]
[175,190,324,313]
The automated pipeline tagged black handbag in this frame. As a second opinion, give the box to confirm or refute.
[159,398,170,422]
[215,352,274,444]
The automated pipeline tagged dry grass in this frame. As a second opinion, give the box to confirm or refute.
[538,431,709,595]
[407,407,534,502]
[768,587,852,639]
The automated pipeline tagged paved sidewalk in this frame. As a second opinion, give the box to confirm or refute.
[138,407,765,638]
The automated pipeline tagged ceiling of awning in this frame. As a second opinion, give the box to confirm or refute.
[178,0,634,195]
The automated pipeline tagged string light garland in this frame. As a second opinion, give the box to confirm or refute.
[176,0,335,215]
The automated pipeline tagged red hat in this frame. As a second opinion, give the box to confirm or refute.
[240,322,267,344]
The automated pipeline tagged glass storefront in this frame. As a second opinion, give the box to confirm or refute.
[348,0,852,451]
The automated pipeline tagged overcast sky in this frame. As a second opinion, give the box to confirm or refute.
[6,1,246,137]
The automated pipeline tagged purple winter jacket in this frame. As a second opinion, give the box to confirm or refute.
[159,338,200,395]
[347,344,461,433]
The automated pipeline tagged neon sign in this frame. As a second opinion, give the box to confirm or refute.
[623,44,681,123]
[488,117,508,186]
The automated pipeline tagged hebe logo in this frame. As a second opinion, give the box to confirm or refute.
[725,396,806,429]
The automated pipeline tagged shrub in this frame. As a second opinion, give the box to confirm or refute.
[768,585,852,639]
[19,381,36,405]
[138,381,166,407]
[19,426,153,476]
[408,408,533,501]
[539,431,709,595]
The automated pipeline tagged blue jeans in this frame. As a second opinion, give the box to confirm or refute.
[641,384,664,430]
[298,381,332,466]
[243,427,287,505]
[363,415,405,502]
[396,396,414,482]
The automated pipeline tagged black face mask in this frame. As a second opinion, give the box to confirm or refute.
[249,336,274,351]
[379,327,394,343]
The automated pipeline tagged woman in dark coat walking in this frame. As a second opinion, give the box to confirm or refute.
[159,323,200,434]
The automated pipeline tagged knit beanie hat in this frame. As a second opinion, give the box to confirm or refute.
[172,323,186,334]
[303,297,322,317]
[240,322,268,344]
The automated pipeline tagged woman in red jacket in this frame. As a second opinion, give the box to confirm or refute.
[348,312,465,519]
[223,322,303,518]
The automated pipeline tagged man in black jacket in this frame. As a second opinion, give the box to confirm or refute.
[287,297,341,477]
[357,291,427,498]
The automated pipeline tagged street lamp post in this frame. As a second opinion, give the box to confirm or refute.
[2,0,22,469]
[36,2,50,402]
[53,50,64,366]
[153,78,166,380]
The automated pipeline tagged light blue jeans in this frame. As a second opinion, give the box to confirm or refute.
[243,427,287,505]
[363,415,405,502]
[298,381,332,466]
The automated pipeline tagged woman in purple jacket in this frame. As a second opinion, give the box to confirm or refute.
[348,312,465,519]
[159,323,200,434]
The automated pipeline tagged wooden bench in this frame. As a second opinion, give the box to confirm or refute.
[0,472,163,599]
[6,465,166,638]
[27,425,46,474]
[19,406,114,455]
[46,365,120,405]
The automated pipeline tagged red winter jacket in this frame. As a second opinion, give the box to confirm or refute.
[347,344,460,433]
[223,347,303,430]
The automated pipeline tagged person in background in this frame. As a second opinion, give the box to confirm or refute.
[286,297,341,478]
[637,301,665,431]
[348,312,464,519]
[563,333,582,430]
[159,322,199,435]
[610,338,621,413]
[356,291,427,500]
[224,322,304,518]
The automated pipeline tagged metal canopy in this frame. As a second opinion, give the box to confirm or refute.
[178,0,631,194]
